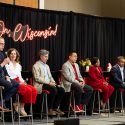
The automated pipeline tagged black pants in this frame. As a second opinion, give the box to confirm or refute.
[71,83,93,105]
[0,78,20,103]
[42,84,65,109]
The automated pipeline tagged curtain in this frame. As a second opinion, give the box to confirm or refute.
[0,3,125,71]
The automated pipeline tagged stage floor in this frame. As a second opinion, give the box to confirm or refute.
[1,113,125,125]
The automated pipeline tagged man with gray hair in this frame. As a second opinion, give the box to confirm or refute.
[32,49,65,116]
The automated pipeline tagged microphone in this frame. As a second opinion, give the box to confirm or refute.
[4,51,8,58]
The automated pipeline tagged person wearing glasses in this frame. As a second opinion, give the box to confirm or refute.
[0,37,20,111]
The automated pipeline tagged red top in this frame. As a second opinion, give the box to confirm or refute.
[86,65,105,87]
[72,63,79,80]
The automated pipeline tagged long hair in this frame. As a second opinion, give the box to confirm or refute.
[7,48,20,63]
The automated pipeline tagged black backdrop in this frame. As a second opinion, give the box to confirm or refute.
[0,3,125,71]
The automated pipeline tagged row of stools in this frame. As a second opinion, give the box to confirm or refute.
[0,87,125,125]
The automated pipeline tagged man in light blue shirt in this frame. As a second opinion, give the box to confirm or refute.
[32,49,65,116]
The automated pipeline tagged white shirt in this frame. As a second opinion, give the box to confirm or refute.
[118,65,124,81]
[5,61,24,83]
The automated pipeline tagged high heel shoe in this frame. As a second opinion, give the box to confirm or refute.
[20,108,27,116]
[13,103,19,113]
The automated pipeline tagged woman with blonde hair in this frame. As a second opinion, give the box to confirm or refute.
[5,48,37,116]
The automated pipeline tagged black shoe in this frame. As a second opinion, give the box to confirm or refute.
[110,109,114,113]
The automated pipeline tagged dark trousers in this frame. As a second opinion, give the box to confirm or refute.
[42,84,65,109]
[0,78,20,104]
[71,83,93,105]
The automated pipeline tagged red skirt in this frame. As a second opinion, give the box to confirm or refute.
[14,77,38,104]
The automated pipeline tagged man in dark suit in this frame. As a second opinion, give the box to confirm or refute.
[0,37,20,110]
[109,56,125,112]
[109,56,125,88]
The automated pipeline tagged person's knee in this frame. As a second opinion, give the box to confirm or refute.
[51,86,57,94]
[15,83,20,89]
[11,80,20,89]
[58,87,65,94]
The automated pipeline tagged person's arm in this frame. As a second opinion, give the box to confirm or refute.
[1,58,10,81]
[110,67,123,84]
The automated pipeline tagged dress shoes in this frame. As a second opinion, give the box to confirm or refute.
[48,109,56,116]
[54,109,65,115]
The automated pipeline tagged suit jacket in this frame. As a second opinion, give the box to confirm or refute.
[86,66,105,88]
[0,51,9,79]
[32,60,55,94]
[109,64,125,86]
[61,61,83,92]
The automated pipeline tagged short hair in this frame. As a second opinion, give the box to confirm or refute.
[91,57,99,65]
[39,49,49,57]
[7,48,20,63]
[116,56,125,62]
[68,51,77,57]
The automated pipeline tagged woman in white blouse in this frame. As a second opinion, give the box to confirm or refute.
[5,48,37,116]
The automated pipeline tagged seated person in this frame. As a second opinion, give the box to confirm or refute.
[86,57,114,109]
[109,56,125,88]
[5,48,38,116]
[61,51,93,112]
[32,49,65,116]
[109,56,125,112]
[0,37,20,111]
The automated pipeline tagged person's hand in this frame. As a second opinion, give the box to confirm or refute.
[1,57,10,67]
[22,82,27,85]
[5,76,11,82]
[49,82,56,86]
[103,81,108,86]
[79,81,85,87]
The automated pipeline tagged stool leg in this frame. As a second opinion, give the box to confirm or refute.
[120,91,124,115]
[84,105,86,118]
[98,91,101,116]
[41,94,44,120]
[30,103,33,125]
[72,91,76,118]
[41,93,48,123]
[68,92,72,118]
[92,91,96,116]
[0,90,5,125]
[114,90,117,115]
[45,94,48,123]
[17,95,21,125]
[10,98,14,125]
[107,99,110,117]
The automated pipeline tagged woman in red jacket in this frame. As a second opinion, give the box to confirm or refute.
[86,57,114,108]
